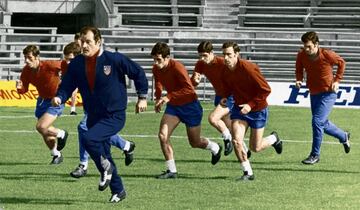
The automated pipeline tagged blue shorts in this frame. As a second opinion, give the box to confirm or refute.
[214,95,234,110]
[165,100,203,127]
[230,106,268,129]
[35,97,64,119]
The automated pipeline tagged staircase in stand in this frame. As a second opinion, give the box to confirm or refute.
[202,0,239,29]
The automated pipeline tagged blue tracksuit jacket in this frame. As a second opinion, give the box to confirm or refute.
[56,49,148,120]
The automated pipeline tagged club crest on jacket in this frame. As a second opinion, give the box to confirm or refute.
[103,65,111,75]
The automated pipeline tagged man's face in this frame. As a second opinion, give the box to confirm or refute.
[24,52,40,70]
[152,54,169,69]
[198,52,214,64]
[80,30,101,57]
[222,47,239,70]
[303,40,319,57]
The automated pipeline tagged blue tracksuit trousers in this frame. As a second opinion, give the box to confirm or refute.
[83,111,126,194]
[310,92,347,156]
[77,114,126,163]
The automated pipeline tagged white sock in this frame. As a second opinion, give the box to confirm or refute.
[124,140,130,151]
[56,130,65,139]
[205,139,220,155]
[51,148,61,157]
[166,159,177,173]
[222,129,232,141]
[241,160,253,175]
[264,134,277,145]
[80,161,88,170]
[71,106,76,112]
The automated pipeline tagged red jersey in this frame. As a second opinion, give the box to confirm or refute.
[296,48,345,95]
[222,58,271,111]
[152,59,197,106]
[17,60,62,99]
[60,60,69,76]
[193,56,226,96]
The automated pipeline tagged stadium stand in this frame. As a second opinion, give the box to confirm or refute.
[0,0,360,100]
[238,0,360,28]
[113,0,204,27]
[202,0,239,29]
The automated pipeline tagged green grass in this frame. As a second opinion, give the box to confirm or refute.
[0,103,359,210]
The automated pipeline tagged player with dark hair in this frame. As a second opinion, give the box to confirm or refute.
[61,41,136,178]
[16,45,68,164]
[52,26,148,202]
[295,31,350,165]
[191,40,251,158]
[220,41,283,181]
[151,42,222,179]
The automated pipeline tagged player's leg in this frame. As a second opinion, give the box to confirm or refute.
[208,104,234,156]
[156,113,180,179]
[186,125,222,165]
[182,100,222,165]
[70,115,89,178]
[242,108,282,154]
[70,88,78,115]
[35,99,66,164]
[232,119,254,181]
[110,135,136,166]
[211,96,233,155]
[320,92,349,153]
[83,112,126,201]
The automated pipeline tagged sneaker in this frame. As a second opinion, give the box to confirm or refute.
[236,171,255,181]
[247,149,252,159]
[223,139,233,156]
[109,190,127,203]
[156,170,177,179]
[271,131,282,154]
[98,159,114,191]
[70,164,87,178]
[211,144,222,165]
[124,141,135,166]
[50,154,63,164]
[343,132,350,154]
[70,111,77,115]
[301,155,320,165]
[57,130,69,151]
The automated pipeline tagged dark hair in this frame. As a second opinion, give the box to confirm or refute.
[301,31,319,44]
[23,45,40,57]
[79,26,102,42]
[151,42,170,58]
[63,42,81,56]
[197,41,213,53]
[74,32,81,41]
[222,41,240,53]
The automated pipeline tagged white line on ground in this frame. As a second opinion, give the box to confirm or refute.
[0,109,215,119]
[0,130,356,145]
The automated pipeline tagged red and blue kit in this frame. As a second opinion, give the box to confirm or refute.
[222,58,271,112]
[194,56,226,96]
[296,48,345,95]
[152,59,197,106]
[17,60,62,99]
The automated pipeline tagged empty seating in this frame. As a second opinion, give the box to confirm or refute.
[113,0,203,27]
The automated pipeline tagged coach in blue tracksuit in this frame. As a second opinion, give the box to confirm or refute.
[52,26,148,203]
